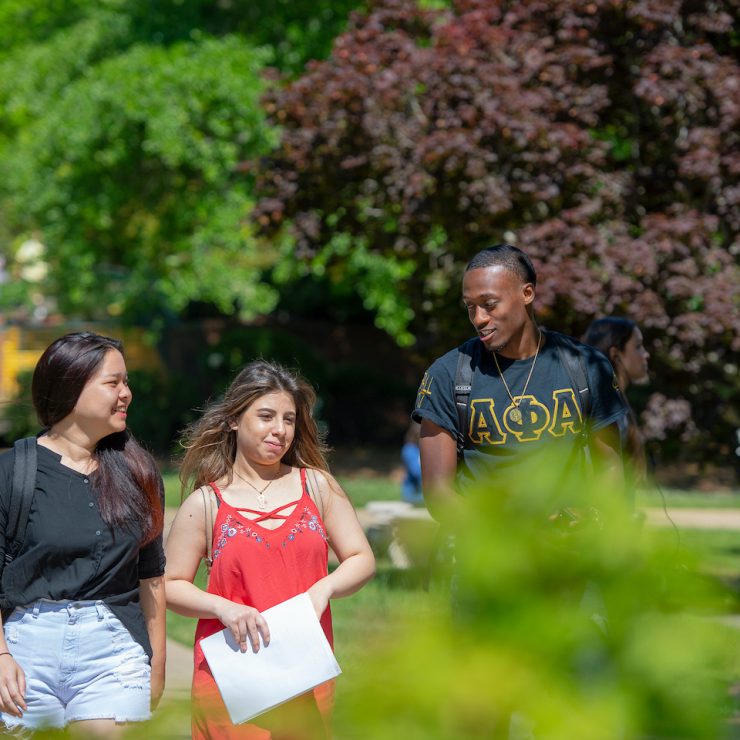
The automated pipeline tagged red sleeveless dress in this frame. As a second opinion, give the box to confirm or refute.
[191,469,334,739]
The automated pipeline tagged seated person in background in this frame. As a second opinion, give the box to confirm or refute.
[583,317,650,499]
[401,422,424,506]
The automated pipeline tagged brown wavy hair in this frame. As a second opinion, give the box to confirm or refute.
[179,360,330,494]
[32,332,163,544]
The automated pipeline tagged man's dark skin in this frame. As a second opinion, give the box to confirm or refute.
[420,264,623,524]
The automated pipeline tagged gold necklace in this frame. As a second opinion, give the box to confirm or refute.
[492,328,542,424]
[232,467,279,511]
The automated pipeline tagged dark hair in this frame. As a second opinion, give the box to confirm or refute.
[582,317,637,359]
[465,244,537,286]
[582,317,645,480]
[32,332,163,544]
[180,359,329,494]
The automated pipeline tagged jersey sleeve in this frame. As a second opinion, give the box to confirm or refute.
[584,347,628,432]
[411,354,458,437]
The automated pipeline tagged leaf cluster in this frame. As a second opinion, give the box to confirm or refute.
[338,454,736,738]
[0,0,364,323]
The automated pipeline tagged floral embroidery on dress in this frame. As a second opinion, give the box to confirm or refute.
[281,507,327,548]
[212,514,270,560]
[212,506,326,559]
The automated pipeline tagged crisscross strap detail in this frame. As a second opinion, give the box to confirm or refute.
[208,469,308,524]
[233,499,302,524]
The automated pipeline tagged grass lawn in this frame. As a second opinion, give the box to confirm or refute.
[637,488,740,509]
[677,529,740,578]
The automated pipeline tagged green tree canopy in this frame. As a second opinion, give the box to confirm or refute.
[4,37,276,323]
[0,0,363,324]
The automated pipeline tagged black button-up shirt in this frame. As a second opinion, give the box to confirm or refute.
[0,443,165,659]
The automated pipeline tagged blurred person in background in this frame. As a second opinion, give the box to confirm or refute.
[165,360,374,739]
[583,317,650,499]
[0,333,165,736]
[401,422,424,506]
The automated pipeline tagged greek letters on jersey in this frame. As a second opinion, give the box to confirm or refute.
[467,388,582,445]
[412,331,626,495]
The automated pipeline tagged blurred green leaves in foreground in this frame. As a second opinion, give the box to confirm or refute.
[337,450,736,739]
[20,449,740,739]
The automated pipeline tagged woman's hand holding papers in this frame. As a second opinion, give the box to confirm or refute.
[215,600,270,653]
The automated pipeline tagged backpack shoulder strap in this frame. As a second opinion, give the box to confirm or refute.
[454,340,480,459]
[551,331,592,421]
[5,438,37,566]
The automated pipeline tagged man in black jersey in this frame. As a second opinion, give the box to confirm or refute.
[412,244,626,522]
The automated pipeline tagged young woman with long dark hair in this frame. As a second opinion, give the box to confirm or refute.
[0,332,166,735]
[583,317,650,491]
[165,360,375,739]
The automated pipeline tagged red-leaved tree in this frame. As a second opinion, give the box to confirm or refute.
[255,0,739,461]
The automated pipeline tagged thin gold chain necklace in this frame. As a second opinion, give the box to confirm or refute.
[232,467,279,511]
[492,327,542,424]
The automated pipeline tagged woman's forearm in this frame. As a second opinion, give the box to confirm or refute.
[164,578,235,620]
[140,576,167,709]
[321,551,375,600]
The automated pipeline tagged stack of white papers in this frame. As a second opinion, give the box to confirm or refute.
[200,593,341,725]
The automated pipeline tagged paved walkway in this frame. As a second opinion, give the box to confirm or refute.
[644,507,740,530]
[159,509,197,736]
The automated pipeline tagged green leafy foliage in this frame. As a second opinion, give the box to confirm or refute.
[0,0,365,321]
[337,455,735,738]
[1,35,277,322]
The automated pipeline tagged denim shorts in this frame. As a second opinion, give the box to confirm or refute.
[0,599,151,730]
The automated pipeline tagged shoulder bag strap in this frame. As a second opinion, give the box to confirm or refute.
[5,438,37,566]
[305,468,325,522]
[201,486,214,572]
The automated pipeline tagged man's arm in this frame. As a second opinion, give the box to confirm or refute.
[419,418,461,525]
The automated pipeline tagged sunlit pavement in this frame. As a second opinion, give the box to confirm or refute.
[643,507,740,530]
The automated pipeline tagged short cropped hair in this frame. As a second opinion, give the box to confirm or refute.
[465,244,537,286]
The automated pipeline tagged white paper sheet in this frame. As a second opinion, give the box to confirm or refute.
[199,592,341,725]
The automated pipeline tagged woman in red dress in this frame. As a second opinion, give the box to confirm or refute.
[165,361,375,739]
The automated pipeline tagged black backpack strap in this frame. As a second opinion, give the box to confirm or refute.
[552,333,591,421]
[4,438,37,566]
[454,341,479,459]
